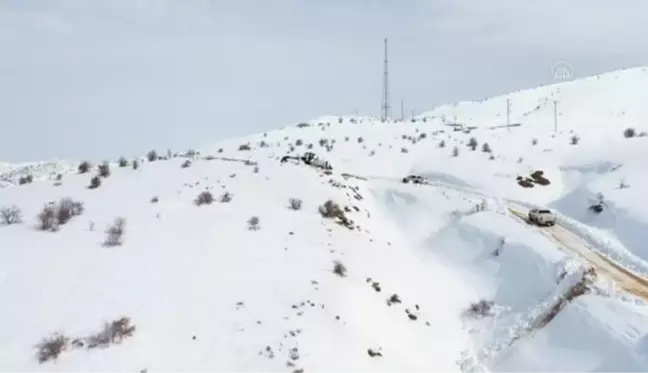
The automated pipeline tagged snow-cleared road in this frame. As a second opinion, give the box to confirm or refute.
[509,208,648,300]
[356,172,648,302]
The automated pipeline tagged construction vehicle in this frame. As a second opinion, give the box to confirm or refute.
[528,208,556,227]
[280,152,332,171]
[402,175,425,184]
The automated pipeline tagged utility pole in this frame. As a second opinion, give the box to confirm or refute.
[553,100,558,132]
[381,38,391,122]
[506,98,511,132]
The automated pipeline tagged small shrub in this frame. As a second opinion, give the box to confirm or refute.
[220,192,232,203]
[306,143,313,149]
[295,139,303,146]
[78,161,91,174]
[357,137,364,144]
[465,299,495,318]
[147,150,158,162]
[452,146,459,157]
[438,140,446,148]
[288,198,302,210]
[467,137,478,151]
[318,138,328,147]
[570,135,579,145]
[57,198,84,225]
[1,205,22,225]
[195,191,214,206]
[531,138,538,146]
[238,144,251,151]
[333,260,347,277]
[401,147,408,153]
[118,157,129,167]
[345,136,350,142]
[386,293,401,306]
[37,205,59,231]
[98,161,111,178]
[181,160,192,168]
[88,176,101,189]
[104,217,126,247]
[296,122,310,128]
[151,196,159,203]
[247,216,260,230]
[319,200,342,219]
[624,128,636,138]
[132,159,139,170]
[86,317,136,349]
[19,174,34,185]
[481,143,491,153]
[36,333,69,363]
[56,174,63,181]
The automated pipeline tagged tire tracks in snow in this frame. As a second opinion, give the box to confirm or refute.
[509,209,648,301]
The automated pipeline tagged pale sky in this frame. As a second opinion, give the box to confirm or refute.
[1,0,648,162]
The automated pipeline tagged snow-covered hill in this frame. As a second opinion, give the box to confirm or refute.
[4,66,648,371]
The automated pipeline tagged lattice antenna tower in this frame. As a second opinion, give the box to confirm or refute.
[381,38,391,122]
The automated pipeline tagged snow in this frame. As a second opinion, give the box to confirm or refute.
[4,66,648,371]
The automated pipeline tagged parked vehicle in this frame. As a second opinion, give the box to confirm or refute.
[528,208,556,226]
[402,175,425,184]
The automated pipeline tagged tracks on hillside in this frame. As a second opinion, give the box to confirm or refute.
[509,209,648,300]
[340,171,648,301]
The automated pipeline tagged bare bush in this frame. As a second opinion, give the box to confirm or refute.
[98,161,111,178]
[132,159,139,170]
[36,333,70,363]
[401,147,408,153]
[624,128,636,138]
[104,217,126,247]
[195,191,214,206]
[37,205,59,231]
[88,176,102,189]
[86,317,136,349]
[481,143,491,153]
[1,205,22,225]
[464,299,495,318]
[57,198,84,225]
[288,198,302,210]
[438,140,446,148]
[19,174,34,185]
[118,157,129,167]
[181,160,192,168]
[467,137,478,150]
[151,196,159,203]
[570,135,580,145]
[220,192,232,203]
[452,146,459,157]
[147,150,158,162]
[295,139,303,146]
[319,200,342,218]
[247,216,260,230]
[531,138,538,146]
[319,200,352,229]
[357,137,364,143]
[333,260,347,277]
[78,161,91,174]
[238,144,251,151]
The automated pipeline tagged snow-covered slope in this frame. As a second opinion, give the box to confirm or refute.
[4,66,648,371]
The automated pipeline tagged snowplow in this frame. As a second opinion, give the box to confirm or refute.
[280,152,333,171]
